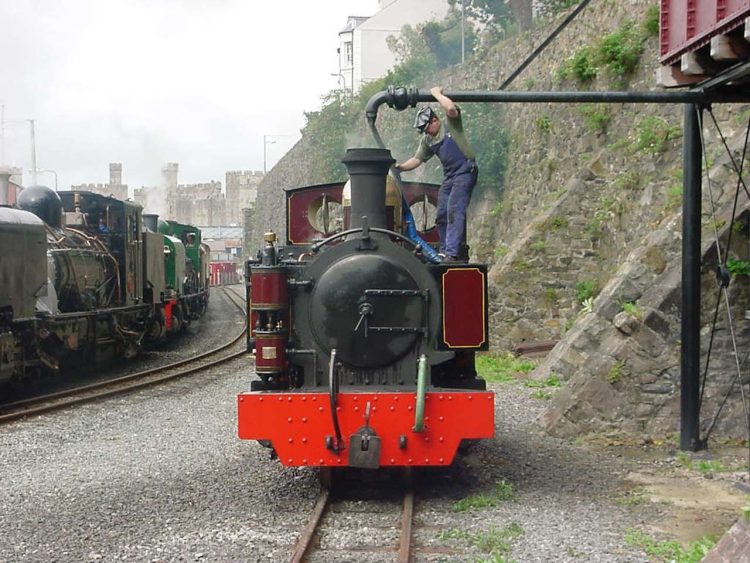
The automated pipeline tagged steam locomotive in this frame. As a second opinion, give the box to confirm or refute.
[0,184,209,390]
[238,148,494,469]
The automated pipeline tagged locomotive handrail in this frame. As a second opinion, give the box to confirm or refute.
[328,348,343,453]
[412,354,427,433]
[310,226,420,253]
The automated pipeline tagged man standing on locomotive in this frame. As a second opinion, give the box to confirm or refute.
[394,86,478,263]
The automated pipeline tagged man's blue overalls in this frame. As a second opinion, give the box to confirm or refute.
[431,127,478,260]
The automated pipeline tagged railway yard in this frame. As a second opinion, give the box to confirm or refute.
[0,286,744,562]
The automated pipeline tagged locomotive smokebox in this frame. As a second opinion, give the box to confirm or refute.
[143,213,159,232]
[341,148,395,231]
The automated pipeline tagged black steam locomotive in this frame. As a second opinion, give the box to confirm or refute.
[238,148,494,470]
[0,184,209,392]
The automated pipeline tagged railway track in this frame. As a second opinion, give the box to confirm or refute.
[290,470,416,563]
[0,285,248,424]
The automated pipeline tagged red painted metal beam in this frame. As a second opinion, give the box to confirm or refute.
[238,391,495,467]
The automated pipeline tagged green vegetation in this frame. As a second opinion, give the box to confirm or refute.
[494,245,509,258]
[453,479,516,512]
[439,522,524,561]
[550,216,568,229]
[531,239,546,253]
[597,21,644,78]
[512,258,530,272]
[665,183,683,210]
[558,47,597,83]
[524,374,561,388]
[575,279,598,304]
[476,352,535,383]
[622,302,643,319]
[559,16,653,85]
[579,103,611,134]
[529,389,552,400]
[697,459,727,474]
[642,5,660,37]
[617,489,648,506]
[624,530,715,563]
[614,170,641,191]
[586,212,605,238]
[727,258,750,277]
[675,453,739,474]
[490,201,504,216]
[580,296,594,315]
[535,115,552,134]
[607,360,625,384]
[631,116,682,154]
[544,287,558,302]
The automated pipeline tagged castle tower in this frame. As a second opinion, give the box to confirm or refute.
[109,162,122,186]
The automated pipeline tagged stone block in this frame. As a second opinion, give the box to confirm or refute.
[613,311,638,335]
[641,383,673,394]
[642,245,668,274]
[702,518,750,563]
[642,307,674,339]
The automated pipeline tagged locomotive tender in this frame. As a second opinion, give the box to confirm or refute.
[0,184,209,389]
[238,148,494,469]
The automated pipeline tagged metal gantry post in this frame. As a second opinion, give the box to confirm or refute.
[680,103,703,451]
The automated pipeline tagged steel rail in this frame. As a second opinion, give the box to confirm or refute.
[289,471,416,562]
[397,487,415,563]
[0,287,247,423]
[289,489,331,563]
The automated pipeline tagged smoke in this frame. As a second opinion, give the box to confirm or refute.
[139,185,169,219]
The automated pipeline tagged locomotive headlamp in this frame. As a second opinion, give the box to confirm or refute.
[263,231,277,243]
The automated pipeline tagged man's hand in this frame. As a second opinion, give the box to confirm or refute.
[430,86,458,118]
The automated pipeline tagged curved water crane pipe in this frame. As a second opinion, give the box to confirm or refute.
[365,86,750,121]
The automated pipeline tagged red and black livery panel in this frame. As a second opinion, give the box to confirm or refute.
[433,263,489,351]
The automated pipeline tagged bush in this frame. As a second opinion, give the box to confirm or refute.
[596,21,644,78]
[575,280,597,303]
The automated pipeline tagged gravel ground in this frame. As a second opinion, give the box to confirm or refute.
[1,296,746,562]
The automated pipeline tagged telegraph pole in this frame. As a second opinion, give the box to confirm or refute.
[29,119,37,185]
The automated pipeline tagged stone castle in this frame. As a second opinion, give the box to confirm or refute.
[72,162,263,226]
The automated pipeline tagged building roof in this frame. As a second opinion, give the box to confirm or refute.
[339,16,368,34]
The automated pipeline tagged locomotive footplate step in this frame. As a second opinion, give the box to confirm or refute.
[348,426,382,469]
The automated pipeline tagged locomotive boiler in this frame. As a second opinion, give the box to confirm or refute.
[238,148,494,469]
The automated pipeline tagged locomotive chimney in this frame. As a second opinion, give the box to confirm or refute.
[341,148,395,231]
[143,213,159,232]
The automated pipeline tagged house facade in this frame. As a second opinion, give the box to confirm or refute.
[337,0,451,94]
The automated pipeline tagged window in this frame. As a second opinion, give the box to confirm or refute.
[345,41,353,65]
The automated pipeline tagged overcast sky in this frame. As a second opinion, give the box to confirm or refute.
[0,0,380,191]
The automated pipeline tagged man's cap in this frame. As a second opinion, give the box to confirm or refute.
[414,106,436,132]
